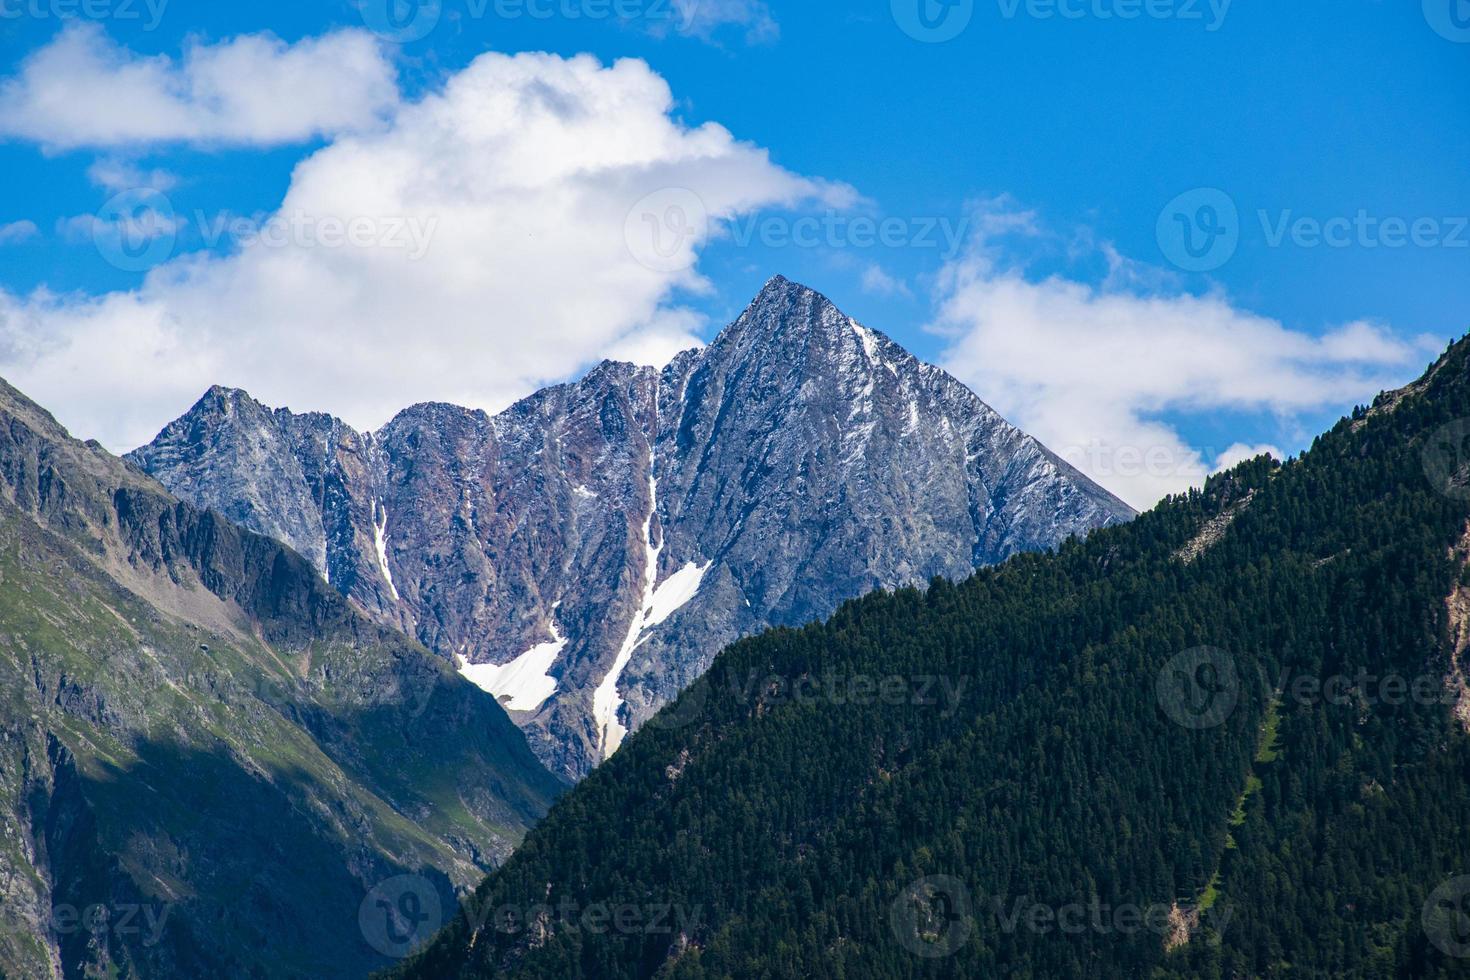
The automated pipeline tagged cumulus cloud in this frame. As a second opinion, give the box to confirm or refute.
[0,221,38,245]
[0,23,399,149]
[669,0,779,43]
[933,200,1439,509]
[86,159,178,193]
[1212,443,1284,472]
[0,48,845,450]
[860,263,911,297]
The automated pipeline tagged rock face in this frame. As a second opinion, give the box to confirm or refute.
[0,375,564,980]
[131,277,1134,779]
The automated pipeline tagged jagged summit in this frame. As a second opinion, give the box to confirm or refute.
[130,277,1132,779]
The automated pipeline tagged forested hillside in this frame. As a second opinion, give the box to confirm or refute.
[391,335,1470,979]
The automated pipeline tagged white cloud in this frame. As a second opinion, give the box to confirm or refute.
[0,23,399,149]
[1212,443,1283,473]
[669,0,779,43]
[0,221,38,245]
[0,48,844,451]
[58,206,181,245]
[860,263,912,298]
[933,201,1439,510]
[86,159,178,193]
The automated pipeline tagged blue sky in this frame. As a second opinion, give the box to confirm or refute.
[0,0,1465,506]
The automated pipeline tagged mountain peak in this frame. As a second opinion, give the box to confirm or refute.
[134,275,1134,779]
[750,273,831,315]
[715,275,845,356]
[200,383,256,407]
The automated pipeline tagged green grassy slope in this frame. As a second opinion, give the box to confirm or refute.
[0,379,565,979]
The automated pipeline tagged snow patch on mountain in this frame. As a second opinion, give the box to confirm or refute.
[643,560,711,634]
[595,471,662,759]
[372,500,399,601]
[458,616,566,713]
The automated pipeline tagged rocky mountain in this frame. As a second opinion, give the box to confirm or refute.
[387,340,1470,979]
[130,276,1134,779]
[0,376,563,979]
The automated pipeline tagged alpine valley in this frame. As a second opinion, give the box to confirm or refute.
[129,277,1134,780]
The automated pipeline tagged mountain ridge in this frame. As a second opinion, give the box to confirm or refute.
[0,371,564,978]
[130,276,1135,778]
